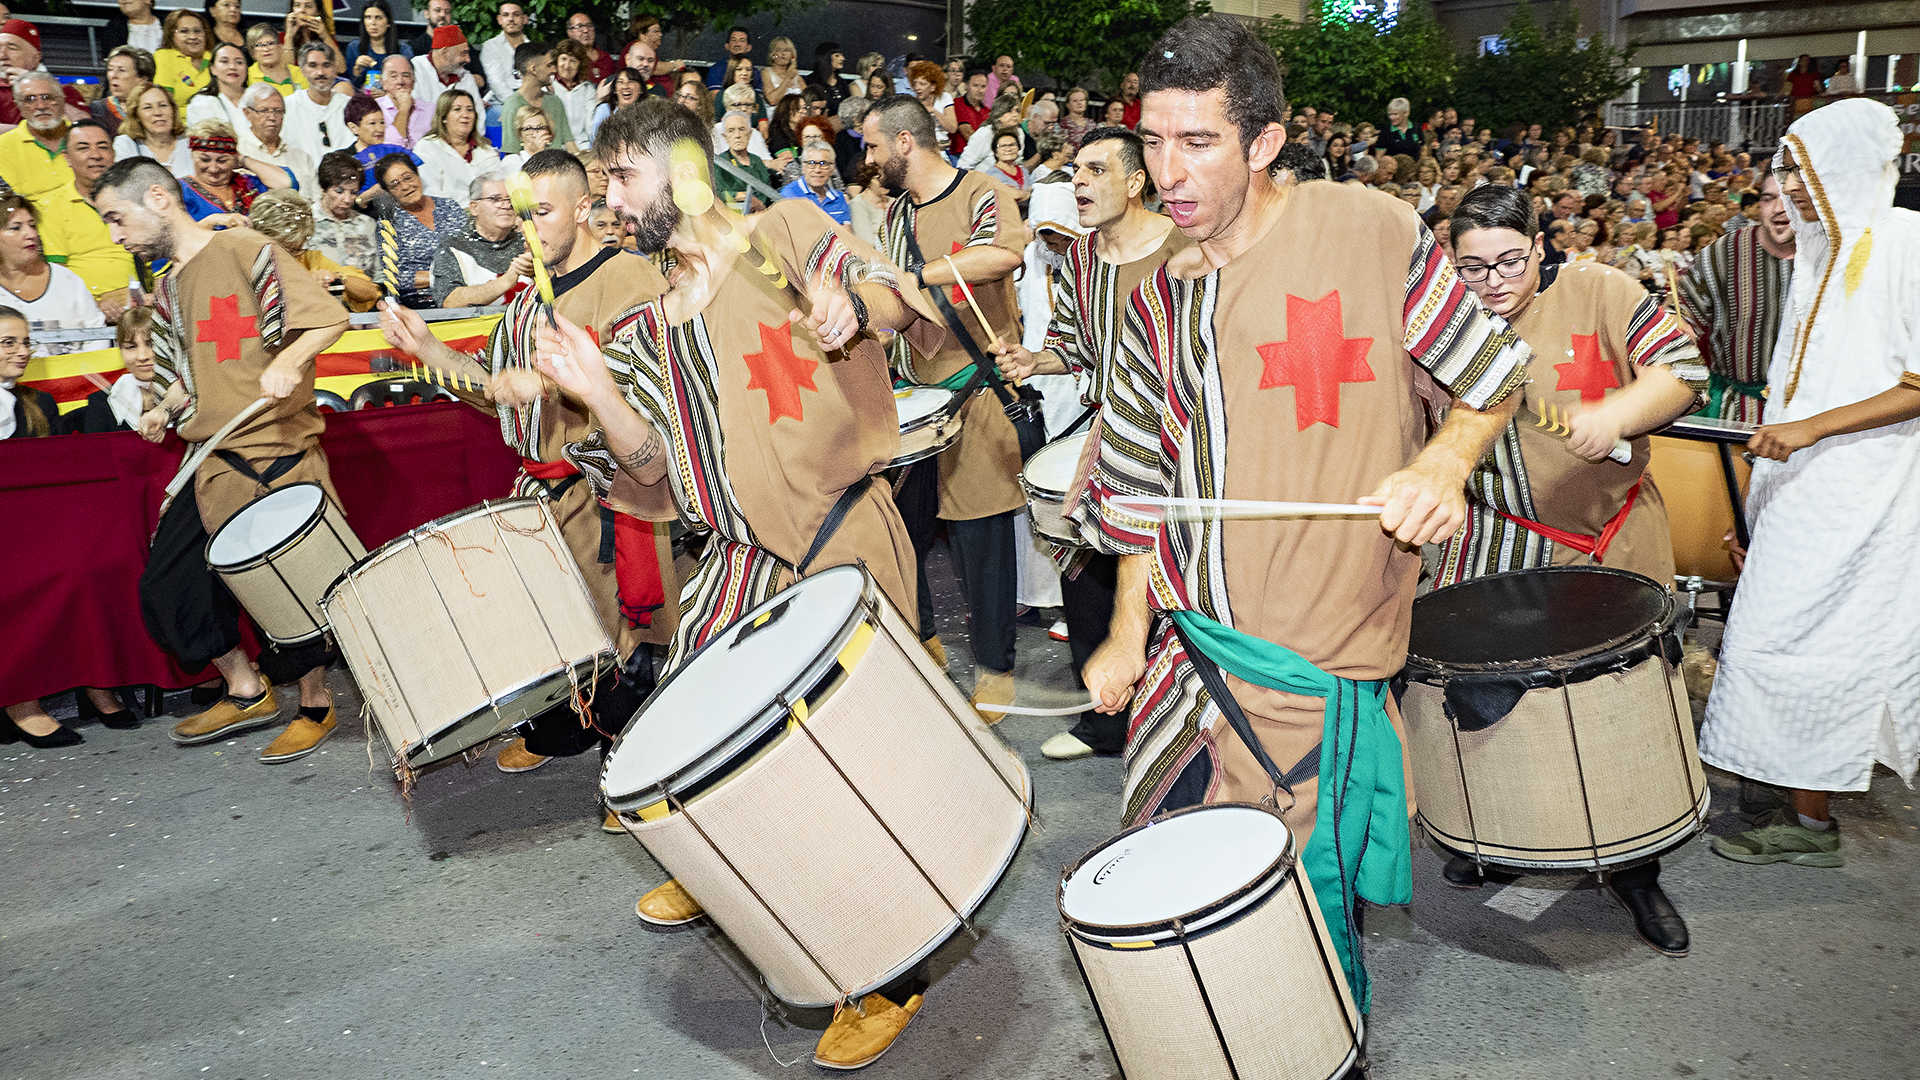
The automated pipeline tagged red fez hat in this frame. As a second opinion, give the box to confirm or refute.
[0,19,41,53]
[431,25,467,51]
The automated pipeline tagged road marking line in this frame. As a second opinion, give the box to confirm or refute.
[1483,883,1565,921]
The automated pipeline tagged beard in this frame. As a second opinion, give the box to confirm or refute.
[877,153,908,195]
[542,224,577,271]
[124,214,175,263]
[617,188,680,254]
[24,111,64,137]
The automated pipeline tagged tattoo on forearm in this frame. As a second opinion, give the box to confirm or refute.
[618,438,661,471]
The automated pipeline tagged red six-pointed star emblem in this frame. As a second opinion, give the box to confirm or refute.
[743,320,818,424]
[1257,291,1375,430]
[1553,332,1617,403]
[196,293,257,364]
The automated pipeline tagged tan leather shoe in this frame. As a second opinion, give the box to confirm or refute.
[920,634,948,669]
[635,878,704,925]
[259,710,337,763]
[601,809,623,834]
[496,738,550,774]
[813,992,924,1070]
[970,669,1015,725]
[169,683,279,745]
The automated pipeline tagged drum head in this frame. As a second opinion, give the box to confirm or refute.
[1408,567,1669,671]
[1061,804,1291,936]
[895,387,953,428]
[1021,433,1087,497]
[206,483,325,570]
[602,566,869,804]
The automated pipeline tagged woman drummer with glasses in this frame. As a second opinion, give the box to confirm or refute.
[1431,182,1709,957]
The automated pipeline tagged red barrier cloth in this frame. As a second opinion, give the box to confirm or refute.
[0,403,520,704]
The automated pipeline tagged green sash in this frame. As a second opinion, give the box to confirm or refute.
[1706,371,1767,418]
[1169,609,1412,1013]
[932,363,979,392]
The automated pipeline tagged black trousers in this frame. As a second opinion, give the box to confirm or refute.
[520,647,659,758]
[1061,552,1126,753]
[893,462,1017,675]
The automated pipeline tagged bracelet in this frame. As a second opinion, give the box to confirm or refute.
[846,285,870,334]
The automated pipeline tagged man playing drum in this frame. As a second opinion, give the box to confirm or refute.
[992,126,1186,763]
[92,158,352,764]
[864,94,1029,723]
[531,98,947,1070]
[378,150,680,808]
[1437,184,1708,957]
[1675,172,1795,426]
[1075,14,1531,1013]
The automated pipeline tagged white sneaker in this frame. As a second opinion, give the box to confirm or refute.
[1041,731,1095,761]
[1048,620,1069,642]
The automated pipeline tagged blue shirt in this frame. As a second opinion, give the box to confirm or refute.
[355,143,422,192]
[777,178,851,225]
[179,173,273,223]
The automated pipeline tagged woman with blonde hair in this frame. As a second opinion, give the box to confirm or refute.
[94,45,158,136]
[413,90,501,203]
[245,22,308,98]
[761,36,804,103]
[113,81,195,179]
[248,189,381,311]
[153,9,214,106]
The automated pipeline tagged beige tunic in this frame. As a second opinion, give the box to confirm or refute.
[149,227,349,530]
[882,168,1028,521]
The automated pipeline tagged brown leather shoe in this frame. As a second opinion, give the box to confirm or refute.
[259,710,338,763]
[813,992,924,1070]
[921,634,948,669]
[495,738,550,773]
[970,669,1015,725]
[635,878,704,925]
[169,683,279,745]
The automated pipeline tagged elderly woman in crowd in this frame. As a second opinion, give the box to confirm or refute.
[711,84,773,159]
[376,54,428,148]
[761,35,804,103]
[309,149,379,277]
[0,196,104,356]
[244,22,306,97]
[499,104,555,174]
[186,41,252,133]
[368,152,469,308]
[413,90,499,203]
[94,45,157,136]
[593,67,650,145]
[115,82,194,179]
[249,188,380,311]
[906,59,954,150]
[152,10,213,105]
[550,40,597,148]
[178,119,293,225]
[345,93,417,188]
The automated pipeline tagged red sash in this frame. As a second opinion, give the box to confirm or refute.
[1495,477,1643,563]
[520,457,666,628]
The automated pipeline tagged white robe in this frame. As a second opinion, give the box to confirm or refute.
[1700,99,1920,791]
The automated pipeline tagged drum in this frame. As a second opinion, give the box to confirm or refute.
[889,386,962,468]
[320,498,615,769]
[601,565,1031,1008]
[1060,804,1360,1080]
[1400,567,1708,871]
[1019,432,1088,547]
[205,482,365,646]
[1647,434,1750,583]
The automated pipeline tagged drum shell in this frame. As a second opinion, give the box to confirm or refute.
[1647,435,1751,582]
[1060,807,1359,1080]
[320,498,614,768]
[206,483,365,645]
[1018,434,1087,548]
[1401,645,1707,870]
[613,578,1031,1008]
[890,390,963,469]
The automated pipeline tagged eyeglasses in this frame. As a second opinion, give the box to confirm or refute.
[247,105,285,116]
[520,124,550,134]
[801,159,832,168]
[476,194,512,206]
[19,93,60,105]
[1770,163,1800,183]
[1455,253,1532,283]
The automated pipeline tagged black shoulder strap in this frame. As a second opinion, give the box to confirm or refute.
[898,217,1016,408]
[797,474,873,575]
[1168,618,1323,798]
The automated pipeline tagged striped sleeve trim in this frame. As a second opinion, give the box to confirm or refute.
[963,187,998,248]
[1403,224,1530,410]
[251,243,286,353]
[1625,293,1708,406]
[1042,237,1088,371]
[1074,271,1172,555]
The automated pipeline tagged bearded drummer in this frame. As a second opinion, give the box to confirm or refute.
[90,157,352,764]
[1435,184,1709,958]
[1074,15,1531,1014]
[992,126,1186,763]
[378,150,680,817]
[532,98,948,1070]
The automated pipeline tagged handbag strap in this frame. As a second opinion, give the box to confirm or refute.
[797,474,873,575]
[898,221,1017,409]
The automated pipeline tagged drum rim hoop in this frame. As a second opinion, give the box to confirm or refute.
[599,564,875,808]
[395,651,617,767]
[203,481,333,573]
[895,387,961,434]
[318,495,549,611]
[1057,802,1297,941]
[1403,566,1679,679]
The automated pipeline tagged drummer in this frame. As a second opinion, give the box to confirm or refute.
[90,157,352,764]
[993,126,1186,763]
[1437,183,1708,957]
[531,98,947,1071]
[1074,14,1532,1015]
[1674,172,1795,426]
[378,150,680,818]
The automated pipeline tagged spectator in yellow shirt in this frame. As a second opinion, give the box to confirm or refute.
[0,72,135,317]
[245,24,310,98]
[153,10,214,107]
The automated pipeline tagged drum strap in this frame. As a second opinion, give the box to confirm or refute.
[796,475,873,576]
[1169,619,1320,798]
[212,449,304,493]
[1494,477,1643,563]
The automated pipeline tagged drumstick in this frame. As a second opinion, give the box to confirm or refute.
[504,172,557,322]
[1527,397,1632,465]
[667,138,811,316]
[162,396,270,501]
[993,697,1101,717]
[1111,496,1382,521]
[942,255,1004,354]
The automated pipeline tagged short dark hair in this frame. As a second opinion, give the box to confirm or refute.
[94,157,182,205]
[866,94,937,152]
[375,152,420,188]
[344,93,382,126]
[1080,126,1146,182]
[1450,183,1537,242]
[68,118,113,142]
[317,149,363,190]
[1138,13,1286,148]
[524,147,588,195]
[1272,141,1326,181]
[513,40,549,76]
[727,25,749,39]
[594,96,710,172]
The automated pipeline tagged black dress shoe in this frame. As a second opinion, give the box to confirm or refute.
[1442,854,1518,888]
[1609,877,1690,957]
[77,691,141,730]
[1,714,84,749]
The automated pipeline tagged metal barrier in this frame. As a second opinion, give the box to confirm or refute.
[30,305,502,349]
[1605,100,1790,151]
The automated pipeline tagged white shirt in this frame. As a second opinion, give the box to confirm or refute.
[185,92,249,139]
[412,54,483,114]
[285,88,352,164]
[479,34,521,107]
[414,135,502,202]
[709,121,771,162]
[249,140,317,197]
[552,80,597,149]
[1,264,106,356]
[112,134,194,179]
[107,372,151,429]
[125,20,163,54]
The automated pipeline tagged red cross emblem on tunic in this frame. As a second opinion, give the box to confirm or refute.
[195,294,257,364]
[743,320,818,424]
[1256,291,1375,430]
[1554,332,1617,403]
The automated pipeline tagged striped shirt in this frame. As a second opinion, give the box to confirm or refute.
[1676,225,1791,424]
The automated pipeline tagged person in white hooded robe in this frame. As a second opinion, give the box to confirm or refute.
[1701,98,1920,867]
